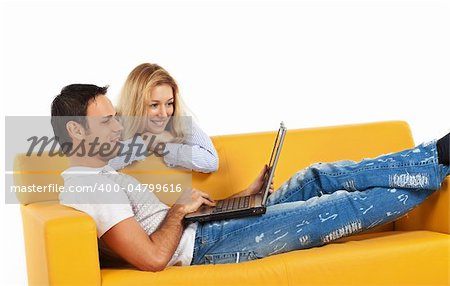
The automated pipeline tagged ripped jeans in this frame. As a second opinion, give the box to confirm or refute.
[190,141,450,265]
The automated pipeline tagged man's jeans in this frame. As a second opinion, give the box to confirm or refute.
[190,141,450,265]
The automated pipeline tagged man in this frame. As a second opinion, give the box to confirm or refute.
[51,84,450,271]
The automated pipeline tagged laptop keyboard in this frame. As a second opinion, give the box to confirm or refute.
[212,196,251,213]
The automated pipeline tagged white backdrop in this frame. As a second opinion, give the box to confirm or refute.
[1,0,449,285]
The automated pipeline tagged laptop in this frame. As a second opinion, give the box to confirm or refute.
[184,122,287,223]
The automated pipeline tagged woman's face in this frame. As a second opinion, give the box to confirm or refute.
[145,84,174,134]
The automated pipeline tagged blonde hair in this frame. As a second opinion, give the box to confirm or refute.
[116,63,187,142]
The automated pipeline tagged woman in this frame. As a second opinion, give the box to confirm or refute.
[109,63,218,173]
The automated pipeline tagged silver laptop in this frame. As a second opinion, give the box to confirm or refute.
[184,122,287,223]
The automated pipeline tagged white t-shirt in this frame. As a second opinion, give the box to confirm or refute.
[59,165,198,267]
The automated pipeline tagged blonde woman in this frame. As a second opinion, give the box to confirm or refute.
[108,63,218,173]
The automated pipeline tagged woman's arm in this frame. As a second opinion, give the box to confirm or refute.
[108,121,219,173]
[108,136,148,170]
[163,121,219,173]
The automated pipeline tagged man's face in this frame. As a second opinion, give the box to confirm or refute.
[83,94,123,161]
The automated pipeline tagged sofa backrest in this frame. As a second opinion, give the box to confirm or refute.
[13,121,415,206]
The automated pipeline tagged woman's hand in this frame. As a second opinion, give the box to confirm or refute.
[142,131,175,152]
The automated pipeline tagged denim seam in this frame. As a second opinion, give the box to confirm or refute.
[192,222,212,264]
[277,160,438,205]
[317,161,437,177]
[191,225,202,265]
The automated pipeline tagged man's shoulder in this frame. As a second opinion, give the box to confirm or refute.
[59,165,130,204]
[61,165,117,182]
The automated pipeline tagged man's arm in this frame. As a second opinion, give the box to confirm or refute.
[101,189,215,272]
[101,205,185,271]
[147,205,186,267]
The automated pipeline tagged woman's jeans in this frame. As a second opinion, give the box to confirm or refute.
[190,141,450,265]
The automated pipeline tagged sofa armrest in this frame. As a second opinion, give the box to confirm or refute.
[21,203,101,286]
[395,177,449,234]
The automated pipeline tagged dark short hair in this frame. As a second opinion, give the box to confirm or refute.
[51,84,108,154]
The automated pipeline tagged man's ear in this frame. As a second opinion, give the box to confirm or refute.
[66,121,85,141]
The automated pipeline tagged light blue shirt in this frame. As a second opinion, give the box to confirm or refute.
[108,121,219,173]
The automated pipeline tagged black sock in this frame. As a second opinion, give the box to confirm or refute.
[437,133,449,166]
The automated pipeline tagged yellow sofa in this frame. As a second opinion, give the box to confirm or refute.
[15,121,449,286]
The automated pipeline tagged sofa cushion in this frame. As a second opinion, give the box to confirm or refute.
[100,231,449,286]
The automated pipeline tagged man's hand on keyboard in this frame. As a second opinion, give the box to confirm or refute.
[174,188,216,215]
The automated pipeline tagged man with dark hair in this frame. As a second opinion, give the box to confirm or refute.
[51,84,109,155]
[52,83,450,272]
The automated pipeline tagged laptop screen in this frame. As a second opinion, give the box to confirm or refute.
[260,122,287,205]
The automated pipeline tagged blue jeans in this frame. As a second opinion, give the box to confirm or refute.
[190,141,450,265]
